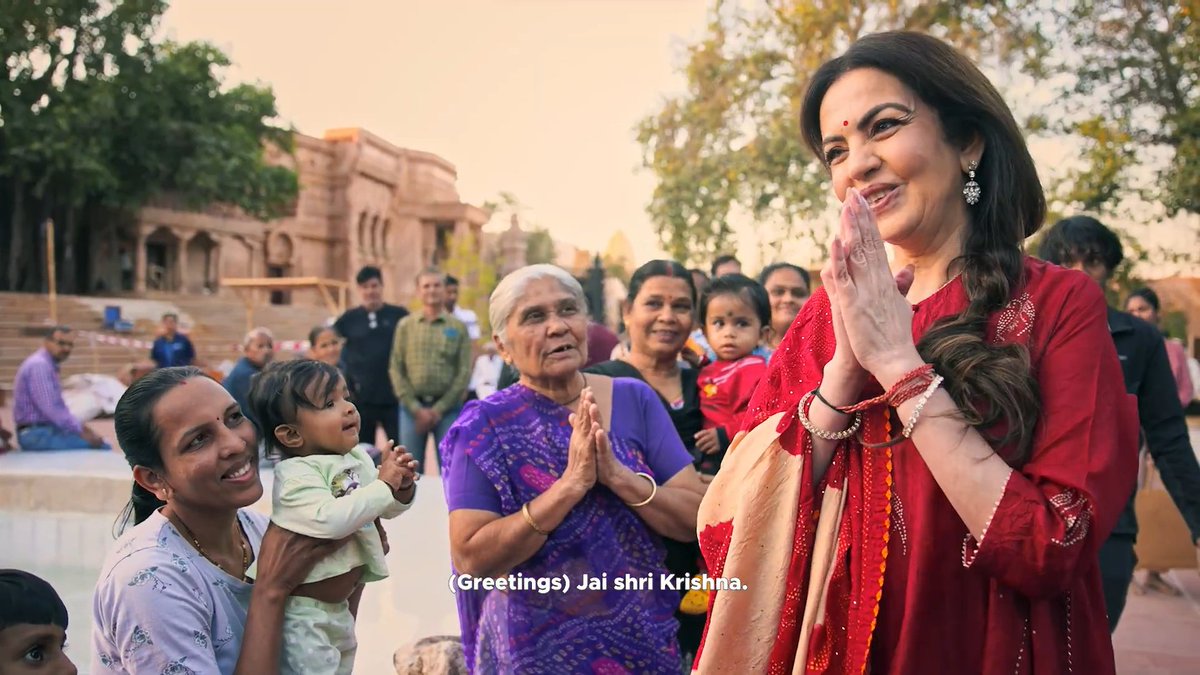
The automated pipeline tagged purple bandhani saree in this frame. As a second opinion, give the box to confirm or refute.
[441,382,684,674]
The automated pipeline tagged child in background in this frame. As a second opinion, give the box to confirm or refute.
[0,569,77,675]
[307,325,344,371]
[246,360,419,675]
[680,274,772,617]
[692,274,771,476]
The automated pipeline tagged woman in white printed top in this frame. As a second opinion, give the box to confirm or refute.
[91,367,347,675]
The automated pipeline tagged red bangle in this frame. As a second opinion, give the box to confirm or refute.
[837,364,934,414]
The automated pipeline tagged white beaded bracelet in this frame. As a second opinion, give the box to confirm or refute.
[797,390,862,441]
[901,374,944,438]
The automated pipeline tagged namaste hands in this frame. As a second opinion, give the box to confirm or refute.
[821,188,921,389]
[562,387,627,497]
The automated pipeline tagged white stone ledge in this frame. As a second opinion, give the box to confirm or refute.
[0,451,275,515]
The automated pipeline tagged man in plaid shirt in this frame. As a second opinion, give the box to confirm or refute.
[389,269,472,473]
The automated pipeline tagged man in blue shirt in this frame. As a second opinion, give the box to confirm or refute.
[149,313,196,369]
[223,327,275,426]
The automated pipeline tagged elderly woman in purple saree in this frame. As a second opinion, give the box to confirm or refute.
[442,265,707,674]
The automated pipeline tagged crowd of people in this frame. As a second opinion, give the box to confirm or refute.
[3,29,1200,675]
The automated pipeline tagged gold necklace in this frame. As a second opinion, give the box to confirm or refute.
[173,513,249,580]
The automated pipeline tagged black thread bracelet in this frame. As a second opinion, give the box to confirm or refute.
[813,389,852,416]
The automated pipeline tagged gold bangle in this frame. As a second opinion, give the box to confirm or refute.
[520,502,550,536]
[625,472,657,508]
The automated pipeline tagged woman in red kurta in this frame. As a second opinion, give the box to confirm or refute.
[694,32,1138,674]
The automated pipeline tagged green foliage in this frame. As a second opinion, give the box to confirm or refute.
[481,189,553,270]
[1057,117,1136,212]
[603,259,630,284]
[0,0,298,291]
[636,0,1044,265]
[103,41,298,219]
[638,0,1196,266]
[480,190,523,214]
[525,227,556,266]
[1033,0,1198,218]
[443,230,498,342]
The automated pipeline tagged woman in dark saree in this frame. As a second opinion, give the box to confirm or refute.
[586,259,716,663]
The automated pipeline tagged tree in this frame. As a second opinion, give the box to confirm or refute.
[524,227,557,266]
[99,41,298,219]
[0,0,298,292]
[480,190,524,215]
[638,1,1198,267]
[1025,0,1198,270]
[443,229,498,342]
[603,258,631,285]
[0,0,166,290]
[636,1,1044,265]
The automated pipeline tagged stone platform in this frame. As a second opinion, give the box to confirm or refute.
[0,449,458,675]
[2,418,1199,673]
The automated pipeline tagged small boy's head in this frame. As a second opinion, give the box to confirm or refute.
[0,570,76,675]
[248,360,359,459]
[699,274,770,362]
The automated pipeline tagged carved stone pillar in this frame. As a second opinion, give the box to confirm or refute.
[208,235,223,292]
[421,221,436,266]
[135,229,148,294]
[249,238,265,278]
[174,230,195,293]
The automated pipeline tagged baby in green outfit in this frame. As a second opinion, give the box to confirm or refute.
[246,359,419,675]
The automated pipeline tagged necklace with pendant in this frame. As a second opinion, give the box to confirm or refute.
[173,513,249,580]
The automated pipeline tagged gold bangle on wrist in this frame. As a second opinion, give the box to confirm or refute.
[521,502,551,536]
[625,472,657,508]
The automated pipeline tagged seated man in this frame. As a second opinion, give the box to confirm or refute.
[222,327,275,426]
[148,312,196,368]
[13,326,109,450]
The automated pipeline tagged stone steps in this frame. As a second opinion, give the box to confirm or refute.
[0,292,335,388]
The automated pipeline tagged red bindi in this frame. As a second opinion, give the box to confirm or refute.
[843,120,849,126]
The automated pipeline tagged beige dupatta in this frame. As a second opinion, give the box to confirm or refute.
[692,412,848,674]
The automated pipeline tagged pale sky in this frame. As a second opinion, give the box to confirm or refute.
[160,0,711,264]
[160,1,1197,277]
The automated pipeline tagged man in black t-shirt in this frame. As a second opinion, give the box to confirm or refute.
[334,266,409,447]
[1039,216,1200,631]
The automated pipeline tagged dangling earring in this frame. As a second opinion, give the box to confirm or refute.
[963,160,981,205]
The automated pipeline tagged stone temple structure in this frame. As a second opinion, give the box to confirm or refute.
[88,128,491,306]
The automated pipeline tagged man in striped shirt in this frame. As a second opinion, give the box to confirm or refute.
[13,326,109,450]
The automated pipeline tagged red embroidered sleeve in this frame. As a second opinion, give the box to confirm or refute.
[964,276,1138,598]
